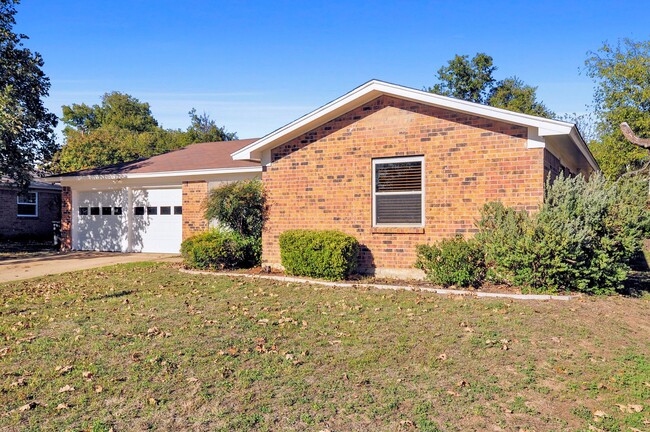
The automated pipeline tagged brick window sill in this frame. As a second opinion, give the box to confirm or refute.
[371,227,425,234]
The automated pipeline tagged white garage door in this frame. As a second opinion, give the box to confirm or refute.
[74,188,182,253]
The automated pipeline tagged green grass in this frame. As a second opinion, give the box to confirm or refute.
[1,262,649,431]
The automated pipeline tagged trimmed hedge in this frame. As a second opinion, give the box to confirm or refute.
[180,229,258,270]
[415,237,485,287]
[279,230,360,280]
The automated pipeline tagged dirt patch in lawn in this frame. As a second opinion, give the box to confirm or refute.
[1,262,649,431]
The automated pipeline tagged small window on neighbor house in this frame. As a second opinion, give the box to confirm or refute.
[160,206,171,215]
[147,206,157,215]
[134,206,145,216]
[373,156,424,226]
[90,207,100,216]
[173,206,182,215]
[17,192,38,217]
[113,207,123,216]
[78,207,89,216]
[101,207,112,215]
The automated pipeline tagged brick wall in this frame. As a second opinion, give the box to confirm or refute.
[543,148,574,183]
[182,181,209,240]
[262,95,545,275]
[60,187,72,250]
[0,188,61,241]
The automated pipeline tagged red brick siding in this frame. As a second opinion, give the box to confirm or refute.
[262,95,545,272]
[60,187,72,250]
[182,181,209,240]
[0,188,61,241]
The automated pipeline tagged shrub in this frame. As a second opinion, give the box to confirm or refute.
[180,229,258,270]
[205,179,265,238]
[415,237,485,287]
[279,230,360,280]
[476,173,650,294]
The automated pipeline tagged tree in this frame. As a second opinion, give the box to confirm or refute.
[186,108,237,143]
[427,53,496,104]
[585,38,650,178]
[488,77,554,118]
[0,0,58,188]
[427,53,554,118]
[53,92,238,173]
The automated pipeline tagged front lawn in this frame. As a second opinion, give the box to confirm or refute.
[1,263,649,431]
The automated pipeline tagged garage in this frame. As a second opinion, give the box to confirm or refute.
[74,188,182,253]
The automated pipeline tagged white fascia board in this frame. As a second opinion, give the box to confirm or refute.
[42,166,262,184]
[231,79,577,161]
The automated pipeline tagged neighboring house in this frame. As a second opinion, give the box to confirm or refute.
[0,178,61,241]
[45,80,598,277]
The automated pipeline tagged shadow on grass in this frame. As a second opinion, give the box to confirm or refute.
[88,290,133,301]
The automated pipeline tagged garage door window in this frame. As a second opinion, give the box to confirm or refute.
[90,207,100,216]
[114,207,122,215]
[102,207,112,215]
[160,206,171,215]
[147,207,157,215]
[372,156,424,227]
[17,192,38,217]
[174,206,182,215]
[134,207,145,216]
[79,207,89,216]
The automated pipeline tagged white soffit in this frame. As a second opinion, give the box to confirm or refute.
[231,80,598,171]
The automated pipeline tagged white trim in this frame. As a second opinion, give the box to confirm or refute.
[16,191,38,217]
[231,80,599,172]
[43,166,262,183]
[372,156,425,228]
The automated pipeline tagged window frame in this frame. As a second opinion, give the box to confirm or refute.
[371,156,425,228]
[16,191,38,218]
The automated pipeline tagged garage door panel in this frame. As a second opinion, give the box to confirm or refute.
[74,188,182,254]
[76,190,129,252]
[132,188,182,253]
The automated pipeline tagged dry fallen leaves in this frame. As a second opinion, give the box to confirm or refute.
[55,365,73,375]
[56,403,69,410]
[615,403,643,413]
[58,385,75,393]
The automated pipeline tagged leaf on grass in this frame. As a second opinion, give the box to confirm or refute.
[55,365,73,375]
[148,397,158,406]
[82,371,93,380]
[437,353,447,361]
[56,403,69,410]
[10,378,26,387]
[58,385,75,393]
[18,402,37,412]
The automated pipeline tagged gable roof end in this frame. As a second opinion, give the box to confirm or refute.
[231,80,599,171]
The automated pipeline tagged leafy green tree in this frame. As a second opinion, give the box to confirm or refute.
[427,53,496,104]
[488,77,554,118]
[186,108,237,142]
[428,53,554,118]
[54,92,236,173]
[0,0,58,188]
[585,38,650,178]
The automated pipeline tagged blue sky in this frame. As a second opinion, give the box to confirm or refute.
[14,0,650,140]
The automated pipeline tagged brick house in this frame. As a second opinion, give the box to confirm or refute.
[45,81,598,277]
[0,178,61,241]
[231,81,598,278]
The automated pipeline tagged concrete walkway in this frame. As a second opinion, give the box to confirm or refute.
[0,251,181,283]
[180,269,578,301]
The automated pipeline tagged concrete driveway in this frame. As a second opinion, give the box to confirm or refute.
[0,251,181,283]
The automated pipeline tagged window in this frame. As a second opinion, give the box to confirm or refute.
[173,206,182,215]
[160,206,171,215]
[113,207,123,216]
[372,156,424,226]
[134,206,145,216]
[147,206,157,215]
[101,207,112,215]
[90,207,100,215]
[78,207,89,216]
[17,192,38,217]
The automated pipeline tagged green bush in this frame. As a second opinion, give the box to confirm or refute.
[476,173,650,294]
[181,229,258,270]
[205,179,265,238]
[279,230,360,280]
[415,237,485,287]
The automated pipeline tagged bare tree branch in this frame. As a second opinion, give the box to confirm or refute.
[620,122,650,149]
